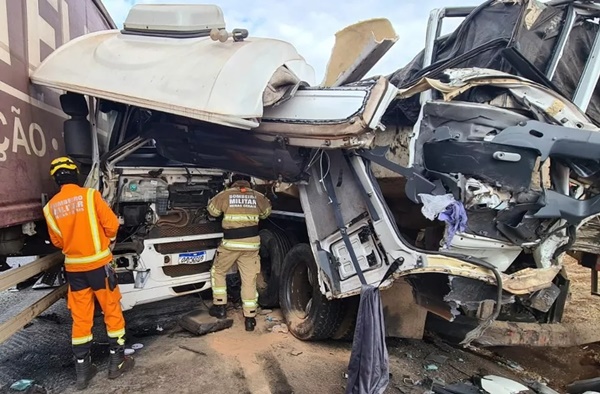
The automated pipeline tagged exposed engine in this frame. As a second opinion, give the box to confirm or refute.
[112,168,227,240]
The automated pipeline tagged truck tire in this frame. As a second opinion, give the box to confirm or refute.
[257,229,293,308]
[331,295,360,341]
[279,243,344,341]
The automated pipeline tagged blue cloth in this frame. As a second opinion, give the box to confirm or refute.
[438,201,468,248]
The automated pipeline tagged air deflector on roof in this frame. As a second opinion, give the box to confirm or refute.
[123,4,226,38]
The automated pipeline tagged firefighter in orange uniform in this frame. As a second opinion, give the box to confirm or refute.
[207,174,271,331]
[43,157,134,390]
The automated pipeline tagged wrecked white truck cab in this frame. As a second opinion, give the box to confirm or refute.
[30,1,600,346]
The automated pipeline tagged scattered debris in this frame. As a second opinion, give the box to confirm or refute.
[500,359,524,372]
[10,380,34,391]
[458,358,465,363]
[9,380,45,392]
[424,364,439,371]
[124,348,135,356]
[178,310,234,336]
[179,345,207,356]
[156,324,164,332]
[426,353,449,365]
[271,324,289,334]
[476,375,531,394]
[343,372,349,379]
[259,309,273,315]
[525,380,560,394]
[289,349,303,356]
[131,343,144,350]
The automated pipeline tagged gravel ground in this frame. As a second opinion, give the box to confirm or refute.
[2,256,600,393]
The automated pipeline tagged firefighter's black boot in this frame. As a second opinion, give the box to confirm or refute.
[209,304,227,319]
[108,347,135,379]
[245,317,256,332]
[75,354,97,390]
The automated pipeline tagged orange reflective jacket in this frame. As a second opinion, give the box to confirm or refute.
[43,184,119,272]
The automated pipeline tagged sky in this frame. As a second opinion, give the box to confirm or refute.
[102,0,478,83]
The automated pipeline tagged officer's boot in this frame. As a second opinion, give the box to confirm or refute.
[74,354,97,390]
[108,347,135,379]
[209,304,227,319]
[245,317,256,332]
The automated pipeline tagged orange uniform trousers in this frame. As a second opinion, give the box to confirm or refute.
[66,264,126,358]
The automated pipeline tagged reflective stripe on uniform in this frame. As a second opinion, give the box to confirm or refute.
[207,202,221,217]
[242,300,257,308]
[86,188,101,254]
[43,204,62,238]
[223,214,258,222]
[107,328,125,338]
[72,334,93,345]
[221,240,260,250]
[64,248,111,264]
[259,207,271,220]
[212,286,227,295]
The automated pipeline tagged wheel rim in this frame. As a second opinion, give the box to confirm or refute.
[289,258,313,319]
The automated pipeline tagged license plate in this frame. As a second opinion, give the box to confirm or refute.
[178,251,207,264]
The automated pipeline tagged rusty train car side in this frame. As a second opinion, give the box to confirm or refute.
[0,0,115,256]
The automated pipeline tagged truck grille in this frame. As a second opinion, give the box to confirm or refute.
[163,261,212,278]
[148,222,223,239]
[155,239,221,254]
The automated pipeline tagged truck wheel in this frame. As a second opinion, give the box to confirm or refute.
[257,229,292,308]
[279,243,344,340]
[331,295,360,341]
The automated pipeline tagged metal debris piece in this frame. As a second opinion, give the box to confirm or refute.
[178,310,234,336]
[178,345,208,356]
[521,285,561,313]
[271,324,289,334]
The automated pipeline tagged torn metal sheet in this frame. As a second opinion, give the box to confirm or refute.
[501,266,561,294]
[475,321,600,347]
[387,0,600,125]
[396,68,598,130]
[398,255,560,295]
[521,284,561,313]
[257,77,398,148]
[322,18,398,87]
[445,276,514,313]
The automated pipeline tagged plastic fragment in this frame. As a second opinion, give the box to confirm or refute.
[131,343,144,350]
[424,364,439,371]
[271,324,289,334]
[125,348,135,356]
[10,379,34,391]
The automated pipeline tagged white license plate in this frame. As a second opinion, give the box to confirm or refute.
[178,251,207,264]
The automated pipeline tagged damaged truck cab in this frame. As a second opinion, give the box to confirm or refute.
[30,1,600,345]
